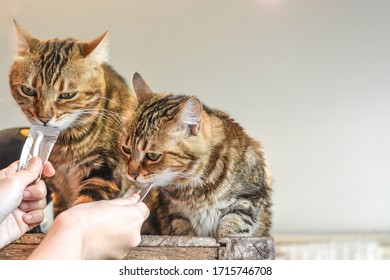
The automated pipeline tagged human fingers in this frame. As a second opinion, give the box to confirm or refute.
[42,162,55,177]
[19,198,47,212]
[111,193,141,206]
[131,201,150,220]
[0,161,19,179]
[13,157,43,187]
[22,209,45,225]
[123,202,149,248]
[22,180,47,201]
[109,195,150,220]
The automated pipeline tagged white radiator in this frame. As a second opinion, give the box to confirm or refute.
[276,238,386,260]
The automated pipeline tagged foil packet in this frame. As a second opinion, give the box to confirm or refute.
[122,182,153,202]
[17,125,60,181]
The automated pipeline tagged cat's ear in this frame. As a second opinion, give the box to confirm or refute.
[81,31,109,63]
[132,72,153,104]
[13,20,38,56]
[175,97,203,136]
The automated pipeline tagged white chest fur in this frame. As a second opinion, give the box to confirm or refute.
[171,198,234,237]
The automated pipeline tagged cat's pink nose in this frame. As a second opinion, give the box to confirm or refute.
[128,170,140,181]
[38,117,51,125]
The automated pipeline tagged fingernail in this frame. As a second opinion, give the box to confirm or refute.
[23,190,31,199]
[24,213,32,222]
[20,201,28,211]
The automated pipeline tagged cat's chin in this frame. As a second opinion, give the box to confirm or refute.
[30,122,59,130]
[30,118,73,132]
[32,123,68,132]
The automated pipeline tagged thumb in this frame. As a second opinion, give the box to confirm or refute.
[16,157,43,186]
[134,201,150,220]
[111,194,141,206]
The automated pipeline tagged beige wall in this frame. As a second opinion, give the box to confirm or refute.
[1,0,389,234]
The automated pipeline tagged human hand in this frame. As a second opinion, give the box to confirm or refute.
[0,157,55,248]
[28,194,149,260]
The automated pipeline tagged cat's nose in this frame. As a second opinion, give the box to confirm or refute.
[131,171,140,181]
[38,117,51,125]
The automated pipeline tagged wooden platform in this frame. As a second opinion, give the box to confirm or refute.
[0,234,275,260]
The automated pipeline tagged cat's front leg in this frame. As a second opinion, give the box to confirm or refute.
[217,214,254,239]
[168,217,195,236]
[73,178,121,205]
[217,207,258,239]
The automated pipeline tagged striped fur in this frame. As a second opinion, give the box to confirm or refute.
[120,73,272,239]
[9,22,135,216]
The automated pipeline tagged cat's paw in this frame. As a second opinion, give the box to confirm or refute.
[217,215,254,239]
[170,218,195,236]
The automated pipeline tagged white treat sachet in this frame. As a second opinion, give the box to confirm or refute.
[17,125,60,181]
[122,182,153,202]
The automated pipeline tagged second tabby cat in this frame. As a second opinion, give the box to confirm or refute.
[120,73,272,239]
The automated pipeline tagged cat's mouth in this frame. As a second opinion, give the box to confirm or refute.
[34,122,67,132]
[126,174,152,186]
[34,111,84,131]
[125,169,180,188]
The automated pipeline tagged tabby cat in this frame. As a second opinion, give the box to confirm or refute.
[9,21,135,216]
[120,73,272,239]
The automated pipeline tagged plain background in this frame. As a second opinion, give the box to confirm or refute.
[1,0,389,235]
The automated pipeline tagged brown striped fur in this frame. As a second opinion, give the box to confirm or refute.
[9,22,135,216]
[120,73,272,239]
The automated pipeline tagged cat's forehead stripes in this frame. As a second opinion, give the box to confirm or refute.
[132,94,189,146]
[37,40,76,87]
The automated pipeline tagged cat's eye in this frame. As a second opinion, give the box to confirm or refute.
[146,153,161,162]
[121,145,132,155]
[20,86,37,97]
[58,92,77,100]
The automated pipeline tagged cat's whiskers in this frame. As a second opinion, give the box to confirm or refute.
[95,96,120,106]
[69,109,126,154]
[76,108,127,133]
[152,171,204,190]
[93,96,130,133]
